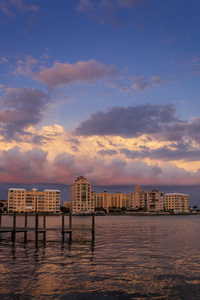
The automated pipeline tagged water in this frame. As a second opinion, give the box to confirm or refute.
[0,215,200,299]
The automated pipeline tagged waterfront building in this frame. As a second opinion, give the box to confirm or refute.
[8,188,60,213]
[165,193,190,212]
[125,185,164,212]
[92,190,129,211]
[69,176,94,213]
[143,190,164,212]
[129,185,142,209]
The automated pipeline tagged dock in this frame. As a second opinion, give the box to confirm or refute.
[0,212,95,242]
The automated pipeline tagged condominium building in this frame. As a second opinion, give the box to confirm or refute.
[129,185,164,212]
[69,176,94,213]
[129,185,142,209]
[144,190,164,212]
[92,185,164,212]
[8,188,61,213]
[91,190,129,211]
[165,193,190,212]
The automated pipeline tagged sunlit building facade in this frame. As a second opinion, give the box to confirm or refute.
[8,188,60,213]
[91,190,129,211]
[165,193,190,212]
[69,176,94,213]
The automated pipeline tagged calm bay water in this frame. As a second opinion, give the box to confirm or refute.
[0,215,200,299]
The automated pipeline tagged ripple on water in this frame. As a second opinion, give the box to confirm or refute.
[0,215,200,299]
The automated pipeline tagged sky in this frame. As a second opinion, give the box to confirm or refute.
[0,0,200,187]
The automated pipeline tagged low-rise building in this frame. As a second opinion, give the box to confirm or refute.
[165,193,189,212]
[8,188,61,213]
[92,190,129,211]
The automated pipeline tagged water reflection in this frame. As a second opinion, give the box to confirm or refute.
[0,215,200,299]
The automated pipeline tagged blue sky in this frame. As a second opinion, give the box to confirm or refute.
[0,0,200,186]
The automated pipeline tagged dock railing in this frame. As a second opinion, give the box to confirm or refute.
[0,212,95,242]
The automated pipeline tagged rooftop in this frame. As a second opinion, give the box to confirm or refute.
[165,193,189,196]
[9,188,26,191]
[44,189,61,192]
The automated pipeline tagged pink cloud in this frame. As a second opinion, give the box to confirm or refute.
[0,147,199,186]
[13,55,38,76]
[151,75,164,85]
[132,76,149,91]
[33,59,117,88]
[0,57,8,64]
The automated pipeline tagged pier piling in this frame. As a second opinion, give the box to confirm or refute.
[43,213,46,241]
[92,213,95,240]
[24,212,27,241]
[12,212,16,241]
[62,213,65,242]
[35,212,38,242]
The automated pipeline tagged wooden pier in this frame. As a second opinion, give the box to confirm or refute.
[0,212,95,242]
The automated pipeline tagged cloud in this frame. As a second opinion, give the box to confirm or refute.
[0,144,200,185]
[150,146,200,162]
[0,87,49,140]
[97,141,104,147]
[77,0,139,26]
[33,59,117,88]
[0,57,8,64]
[119,148,149,160]
[78,0,139,12]
[10,0,39,13]
[151,75,164,85]
[97,149,118,156]
[71,145,79,153]
[0,147,48,183]
[13,55,38,76]
[68,138,81,145]
[132,76,149,91]
[74,104,178,137]
[74,104,200,145]
[160,117,200,143]
[0,0,39,17]
[0,1,16,17]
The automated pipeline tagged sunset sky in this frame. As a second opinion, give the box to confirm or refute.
[0,0,200,186]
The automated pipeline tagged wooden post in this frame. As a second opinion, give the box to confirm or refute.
[0,211,1,227]
[92,213,95,240]
[24,212,27,241]
[43,213,46,241]
[35,212,38,242]
[62,213,65,242]
[69,212,72,229]
[12,212,16,241]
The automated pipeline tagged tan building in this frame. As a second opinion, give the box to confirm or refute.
[129,186,164,212]
[165,193,189,212]
[144,190,164,212]
[92,190,129,211]
[69,176,94,213]
[129,185,142,209]
[8,188,61,213]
